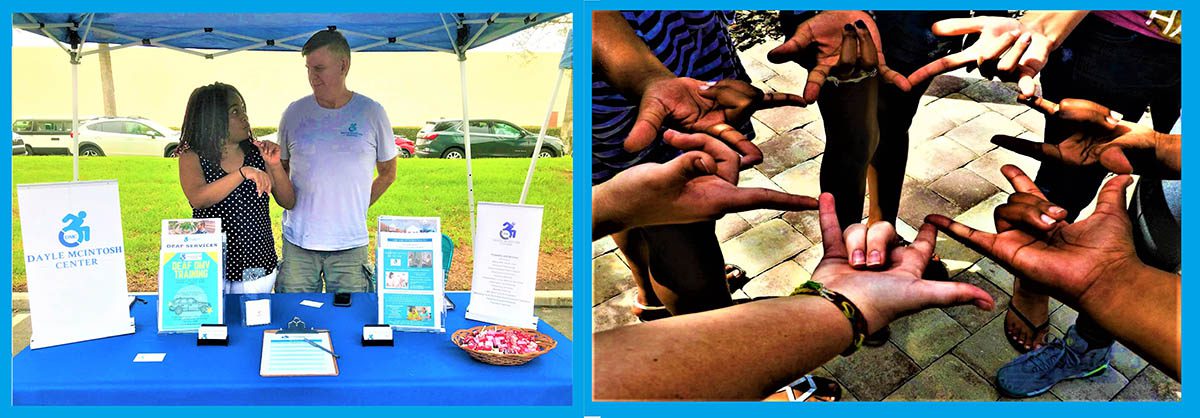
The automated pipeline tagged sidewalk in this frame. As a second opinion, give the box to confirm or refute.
[592,39,1180,401]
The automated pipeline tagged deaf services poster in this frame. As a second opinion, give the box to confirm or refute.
[158,219,224,333]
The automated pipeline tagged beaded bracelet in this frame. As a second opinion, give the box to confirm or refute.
[790,281,869,356]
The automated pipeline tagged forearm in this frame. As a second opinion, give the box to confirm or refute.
[1078,262,1181,379]
[1020,11,1088,48]
[1154,132,1182,178]
[185,172,245,209]
[593,11,675,99]
[369,173,395,206]
[593,295,851,400]
[591,183,630,239]
[266,164,295,209]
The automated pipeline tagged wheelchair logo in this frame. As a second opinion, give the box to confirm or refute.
[499,222,517,240]
[340,122,363,138]
[58,211,91,248]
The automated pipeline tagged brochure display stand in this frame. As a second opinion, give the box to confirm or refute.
[376,216,445,333]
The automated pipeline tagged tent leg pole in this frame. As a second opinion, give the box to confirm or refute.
[458,57,475,245]
[519,68,564,205]
[71,58,80,182]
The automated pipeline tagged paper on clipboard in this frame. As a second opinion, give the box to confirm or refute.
[259,329,339,377]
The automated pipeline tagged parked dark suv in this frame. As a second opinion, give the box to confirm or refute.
[413,119,568,159]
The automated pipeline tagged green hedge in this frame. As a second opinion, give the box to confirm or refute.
[247,126,561,139]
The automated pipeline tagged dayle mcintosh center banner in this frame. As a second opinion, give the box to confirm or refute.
[17,180,136,349]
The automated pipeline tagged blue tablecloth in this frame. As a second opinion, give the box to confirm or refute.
[13,292,571,405]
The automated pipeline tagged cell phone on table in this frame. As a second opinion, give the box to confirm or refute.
[333,292,352,307]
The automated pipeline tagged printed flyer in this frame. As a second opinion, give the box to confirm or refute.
[376,216,444,332]
[466,202,542,329]
[158,219,224,333]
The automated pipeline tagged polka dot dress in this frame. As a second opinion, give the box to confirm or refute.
[193,140,277,282]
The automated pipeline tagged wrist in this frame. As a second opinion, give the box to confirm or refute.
[630,71,676,101]
[1022,11,1087,49]
[791,280,869,356]
[591,183,631,238]
[1076,257,1147,314]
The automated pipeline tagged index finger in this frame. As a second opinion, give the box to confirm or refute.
[817,193,849,259]
[907,51,974,86]
[1020,96,1060,116]
[756,91,808,109]
[930,17,986,36]
[998,164,1045,198]
[924,214,998,258]
[723,188,819,215]
[804,64,831,103]
[879,63,913,92]
[991,134,1060,163]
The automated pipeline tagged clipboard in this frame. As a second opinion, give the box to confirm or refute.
[259,317,339,377]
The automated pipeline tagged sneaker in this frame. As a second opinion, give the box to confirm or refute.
[996,325,1112,398]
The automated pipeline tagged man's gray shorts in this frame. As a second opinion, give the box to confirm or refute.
[276,239,374,293]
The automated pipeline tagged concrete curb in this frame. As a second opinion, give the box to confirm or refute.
[533,290,573,307]
[13,290,573,312]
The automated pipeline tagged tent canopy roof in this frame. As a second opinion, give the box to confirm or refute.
[13,13,565,59]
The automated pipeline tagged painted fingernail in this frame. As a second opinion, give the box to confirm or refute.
[1040,214,1056,226]
[699,84,710,91]
[867,250,882,266]
[852,250,866,265]
[1110,110,1123,122]
[843,23,854,31]
[706,80,716,86]
[854,20,867,29]
[1049,206,1066,216]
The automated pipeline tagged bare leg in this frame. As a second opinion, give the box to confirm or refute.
[613,229,670,321]
[817,76,879,229]
[639,221,733,315]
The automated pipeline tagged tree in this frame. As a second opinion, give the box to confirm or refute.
[729,10,780,52]
[98,43,116,116]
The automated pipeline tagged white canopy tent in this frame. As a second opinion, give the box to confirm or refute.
[13,12,568,242]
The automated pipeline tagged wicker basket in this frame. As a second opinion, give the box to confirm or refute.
[451,325,557,366]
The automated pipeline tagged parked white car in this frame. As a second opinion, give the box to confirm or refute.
[14,116,180,157]
[72,117,180,157]
[12,118,75,155]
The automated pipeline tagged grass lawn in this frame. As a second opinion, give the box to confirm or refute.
[12,155,573,292]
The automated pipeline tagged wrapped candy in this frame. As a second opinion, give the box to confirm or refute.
[460,327,542,355]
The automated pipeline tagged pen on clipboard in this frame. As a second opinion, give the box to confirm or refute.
[302,337,341,358]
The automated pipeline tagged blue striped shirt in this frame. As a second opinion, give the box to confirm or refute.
[592,11,753,184]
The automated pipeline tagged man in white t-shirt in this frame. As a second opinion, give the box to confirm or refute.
[275,29,398,293]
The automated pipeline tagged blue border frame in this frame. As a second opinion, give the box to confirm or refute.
[3,0,1193,417]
